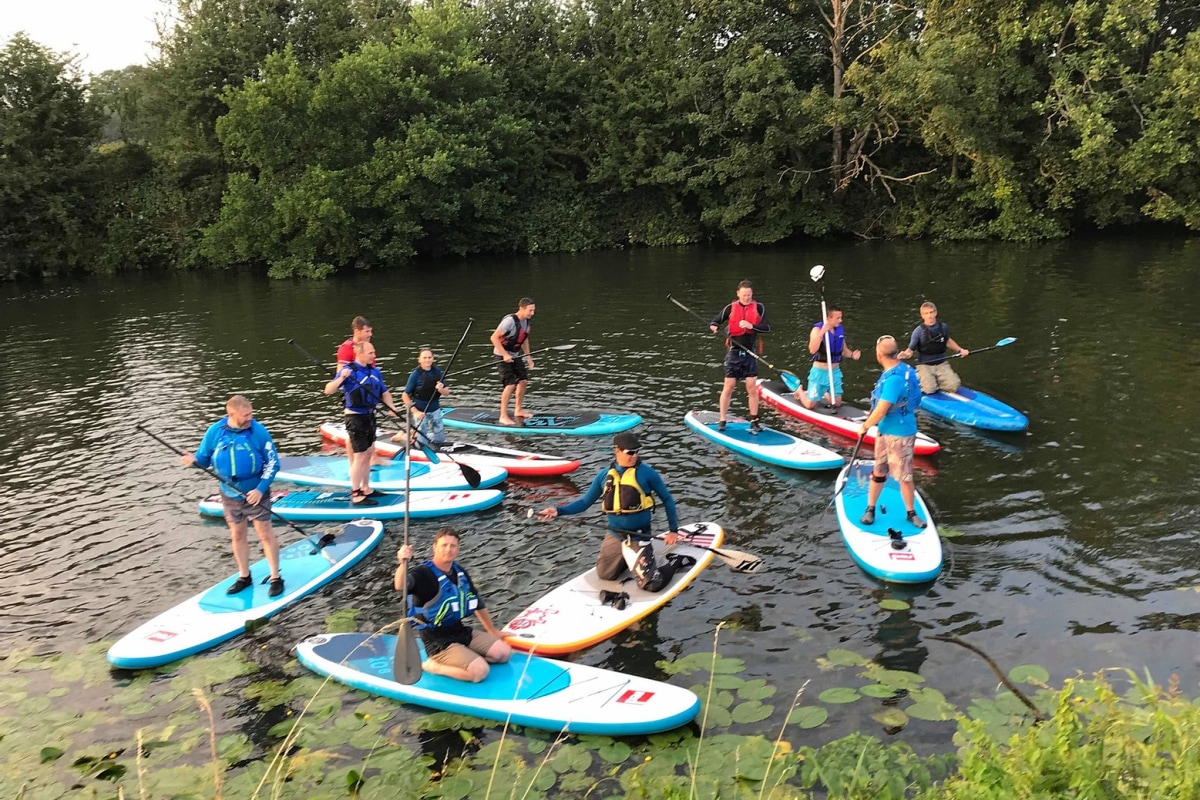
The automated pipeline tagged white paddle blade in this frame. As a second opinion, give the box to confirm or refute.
[718,550,765,574]
[809,264,825,282]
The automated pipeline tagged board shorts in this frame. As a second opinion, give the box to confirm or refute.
[805,363,844,402]
[916,361,961,394]
[220,491,273,525]
[723,349,758,380]
[344,412,377,453]
[427,628,500,670]
[497,356,529,387]
[872,434,916,482]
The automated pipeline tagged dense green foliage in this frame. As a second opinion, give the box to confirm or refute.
[5,0,1200,279]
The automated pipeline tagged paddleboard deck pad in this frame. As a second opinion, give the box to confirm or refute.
[198,489,502,521]
[441,407,642,436]
[919,387,1028,432]
[318,422,580,476]
[756,380,942,456]
[107,521,384,669]
[275,455,507,491]
[502,522,724,655]
[294,632,699,736]
[684,410,844,470]
[833,461,942,584]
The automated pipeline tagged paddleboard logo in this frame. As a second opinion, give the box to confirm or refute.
[616,690,655,705]
[523,416,581,427]
[146,629,178,643]
[888,551,916,561]
[507,607,555,630]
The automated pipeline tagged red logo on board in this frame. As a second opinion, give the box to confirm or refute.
[146,630,178,642]
[616,690,655,705]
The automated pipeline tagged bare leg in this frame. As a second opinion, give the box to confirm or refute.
[422,656,490,683]
[251,519,281,579]
[498,384,516,424]
[865,471,887,509]
[744,377,759,416]
[513,380,532,417]
[485,640,513,663]
[718,377,736,420]
[350,449,372,493]
[899,480,921,517]
[228,521,251,577]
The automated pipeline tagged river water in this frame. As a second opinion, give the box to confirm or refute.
[2,234,1198,749]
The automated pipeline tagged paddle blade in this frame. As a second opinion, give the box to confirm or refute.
[780,371,802,393]
[392,561,423,684]
[457,462,483,489]
[993,336,1017,347]
[708,546,765,574]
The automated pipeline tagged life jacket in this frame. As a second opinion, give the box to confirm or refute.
[725,302,763,354]
[409,562,478,630]
[499,313,530,353]
[413,367,443,402]
[212,422,265,481]
[812,322,845,363]
[344,362,385,414]
[915,322,950,360]
[601,464,655,515]
[872,363,922,418]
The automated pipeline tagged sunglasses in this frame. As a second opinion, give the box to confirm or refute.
[617,448,640,456]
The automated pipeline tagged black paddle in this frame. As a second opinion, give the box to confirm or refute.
[526,510,765,574]
[666,294,802,388]
[139,425,337,555]
[944,336,1017,359]
[393,406,423,685]
[443,344,578,378]
[828,429,869,512]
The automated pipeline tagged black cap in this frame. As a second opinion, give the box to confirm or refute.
[613,431,641,451]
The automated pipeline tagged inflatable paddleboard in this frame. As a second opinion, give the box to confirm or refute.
[502,522,724,655]
[684,410,844,470]
[756,380,942,456]
[294,632,699,735]
[276,455,507,491]
[108,521,384,669]
[198,490,502,521]
[441,407,642,436]
[318,422,580,476]
[833,461,942,583]
[919,387,1028,432]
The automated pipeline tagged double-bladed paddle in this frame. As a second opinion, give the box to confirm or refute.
[442,344,578,378]
[666,294,802,388]
[139,425,337,556]
[393,406,423,685]
[944,336,1017,359]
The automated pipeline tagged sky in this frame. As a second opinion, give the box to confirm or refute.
[2,0,167,75]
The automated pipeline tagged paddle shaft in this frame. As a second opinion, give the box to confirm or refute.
[443,344,577,378]
[828,429,869,510]
[137,425,333,554]
[289,338,335,377]
[666,294,798,384]
[816,280,838,402]
[944,337,1017,359]
[393,406,423,684]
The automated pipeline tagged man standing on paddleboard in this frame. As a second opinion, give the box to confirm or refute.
[538,432,684,595]
[795,304,861,409]
[709,280,771,433]
[490,297,536,425]
[324,341,398,505]
[180,395,284,596]
[336,316,373,369]
[396,528,512,682]
[858,336,927,529]
[898,301,970,394]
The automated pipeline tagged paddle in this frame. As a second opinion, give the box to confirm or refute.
[945,336,1017,359]
[827,429,869,512]
[666,294,802,388]
[138,425,337,555]
[809,265,839,404]
[393,406,423,685]
[526,510,765,574]
[443,343,578,378]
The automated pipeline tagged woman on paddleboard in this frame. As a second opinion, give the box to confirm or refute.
[400,347,450,446]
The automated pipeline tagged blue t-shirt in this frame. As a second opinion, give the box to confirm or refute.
[193,418,279,497]
[557,462,679,537]
[873,364,922,436]
[404,366,445,413]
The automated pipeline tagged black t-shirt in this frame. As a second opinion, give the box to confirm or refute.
[406,562,486,654]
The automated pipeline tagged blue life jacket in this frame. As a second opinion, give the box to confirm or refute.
[915,322,950,363]
[872,363,922,418]
[213,424,266,481]
[409,562,478,630]
[812,322,846,364]
[343,362,386,414]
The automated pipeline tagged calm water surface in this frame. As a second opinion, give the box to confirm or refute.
[2,235,1198,750]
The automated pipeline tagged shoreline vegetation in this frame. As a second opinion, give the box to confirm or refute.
[4,0,1200,282]
[3,617,1196,798]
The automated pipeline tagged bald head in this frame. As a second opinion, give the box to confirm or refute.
[875,335,900,362]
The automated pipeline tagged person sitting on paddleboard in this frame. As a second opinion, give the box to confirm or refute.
[898,301,970,394]
[795,304,861,409]
[490,297,536,426]
[858,336,926,529]
[397,347,450,447]
[709,280,771,433]
[396,528,512,683]
[180,395,284,597]
[537,432,683,595]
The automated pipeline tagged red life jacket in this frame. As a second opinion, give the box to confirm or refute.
[726,302,763,353]
[500,313,530,353]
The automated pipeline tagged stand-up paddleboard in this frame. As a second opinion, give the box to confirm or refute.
[502,522,724,655]
[684,411,844,471]
[198,490,502,521]
[318,422,580,476]
[833,461,942,583]
[108,521,384,669]
[294,632,699,735]
[756,380,942,456]
[276,455,507,491]
[919,387,1028,432]
[441,407,642,436]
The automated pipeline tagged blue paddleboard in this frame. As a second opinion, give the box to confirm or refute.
[919,387,1028,432]
[108,521,384,669]
[441,407,642,436]
[295,632,699,735]
[684,410,844,470]
[198,489,503,521]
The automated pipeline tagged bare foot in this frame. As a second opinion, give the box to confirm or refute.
[498,416,519,426]
[515,409,534,418]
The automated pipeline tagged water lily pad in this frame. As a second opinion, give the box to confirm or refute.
[879,599,910,611]
[324,607,361,633]
[1008,664,1050,684]
[787,706,828,728]
[598,739,632,763]
[39,747,64,763]
[731,700,773,723]
[939,527,965,538]
[871,707,910,729]
[550,743,592,773]
[737,679,776,700]
[818,687,860,704]
[907,701,956,721]
[866,667,925,689]
[712,674,745,690]
[826,648,868,667]
[860,684,897,699]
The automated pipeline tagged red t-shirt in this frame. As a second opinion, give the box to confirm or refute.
[336,338,375,365]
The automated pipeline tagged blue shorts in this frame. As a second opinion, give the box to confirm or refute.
[806,364,843,402]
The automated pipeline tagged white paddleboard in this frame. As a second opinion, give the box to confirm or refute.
[275,455,507,491]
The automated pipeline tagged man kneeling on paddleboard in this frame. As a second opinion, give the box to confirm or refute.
[396,528,512,683]
[538,432,683,595]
